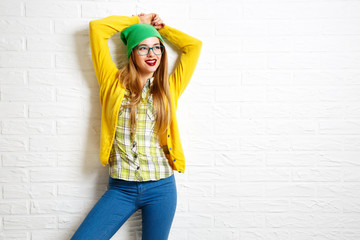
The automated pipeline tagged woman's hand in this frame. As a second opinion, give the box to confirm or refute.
[137,13,165,30]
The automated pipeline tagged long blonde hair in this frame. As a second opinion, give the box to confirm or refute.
[118,44,172,138]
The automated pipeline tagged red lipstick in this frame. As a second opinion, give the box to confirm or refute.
[145,59,157,66]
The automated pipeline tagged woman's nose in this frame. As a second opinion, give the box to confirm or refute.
[147,49,154,57]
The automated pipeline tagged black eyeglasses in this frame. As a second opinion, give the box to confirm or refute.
[135,45,165,56]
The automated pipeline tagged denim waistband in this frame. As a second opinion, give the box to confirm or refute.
[108,174,175,188]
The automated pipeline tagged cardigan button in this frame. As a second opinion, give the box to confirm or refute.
[169,148,172,151]
[168,134,170,137]
[178,171,181,173]
[173,159,176,162]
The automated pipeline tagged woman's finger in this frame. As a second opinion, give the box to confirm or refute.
[156,19,164,26]
[147,13,164,29]
[152,17,163,25]
[152,14,160,23]
[154,22,165,29]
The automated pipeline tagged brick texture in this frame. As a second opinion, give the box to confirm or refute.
[1,0,360,239]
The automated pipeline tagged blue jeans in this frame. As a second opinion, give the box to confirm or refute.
[71,175,177,240]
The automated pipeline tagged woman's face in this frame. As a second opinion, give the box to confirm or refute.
[133,37,162,77]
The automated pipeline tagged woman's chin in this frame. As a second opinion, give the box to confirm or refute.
[140,66,159,75]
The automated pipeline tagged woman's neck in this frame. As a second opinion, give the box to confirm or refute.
[139,73,154,89]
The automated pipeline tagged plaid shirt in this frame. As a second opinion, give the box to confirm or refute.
[109,77,173,181]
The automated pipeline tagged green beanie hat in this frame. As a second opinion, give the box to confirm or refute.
[120,23,164,58]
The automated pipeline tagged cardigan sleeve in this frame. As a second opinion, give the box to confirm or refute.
[159,26,202,98]
[89,15,139,87]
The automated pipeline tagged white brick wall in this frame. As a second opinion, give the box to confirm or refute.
[1,0,360,239]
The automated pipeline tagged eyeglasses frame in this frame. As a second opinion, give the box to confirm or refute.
[135,45,165,56]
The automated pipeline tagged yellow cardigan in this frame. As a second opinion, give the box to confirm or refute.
[89,16,202,173]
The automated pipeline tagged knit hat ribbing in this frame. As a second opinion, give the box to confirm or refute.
[120,23,164,58]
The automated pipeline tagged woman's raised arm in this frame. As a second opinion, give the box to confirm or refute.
[89,15,139,87]
[159,26,202,98]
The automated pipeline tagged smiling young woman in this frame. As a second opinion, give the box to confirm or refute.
[70,13,202,240]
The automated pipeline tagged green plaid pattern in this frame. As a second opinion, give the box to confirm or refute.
[109,77,173,181]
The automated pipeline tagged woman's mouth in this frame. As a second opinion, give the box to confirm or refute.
[145,59,157,66]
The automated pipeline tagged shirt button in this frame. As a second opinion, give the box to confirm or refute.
[134,154,138,158]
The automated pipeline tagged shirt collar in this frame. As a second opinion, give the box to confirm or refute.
[141,77,154,99]
[124,77,154,98]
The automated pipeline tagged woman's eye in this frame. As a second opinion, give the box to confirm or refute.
[139,47,147,51]
[154,46,161,50]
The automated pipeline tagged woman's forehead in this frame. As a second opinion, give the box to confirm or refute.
[138,37,160,46]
